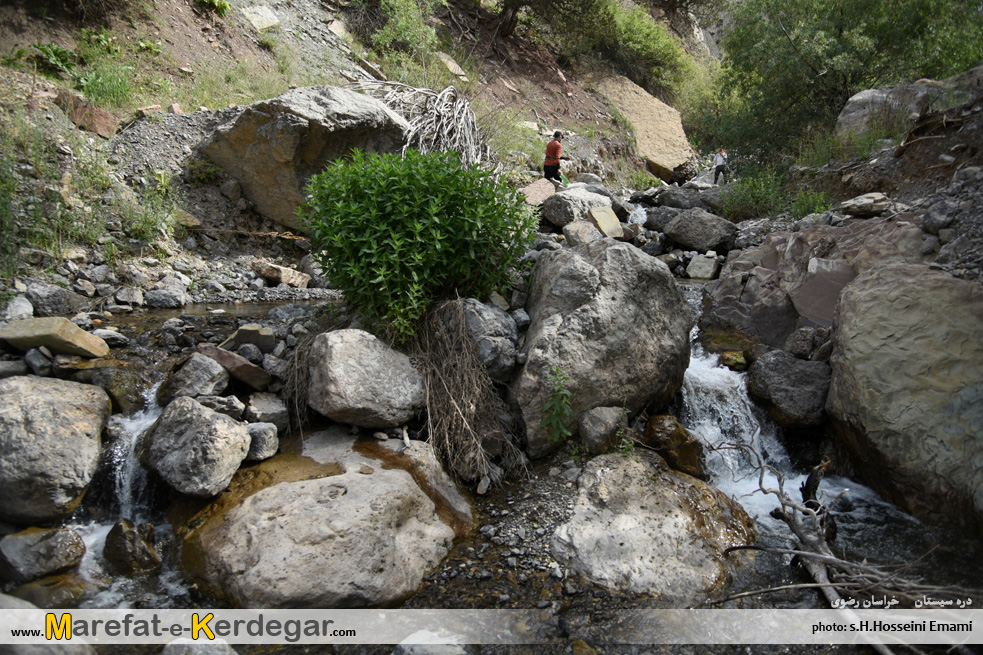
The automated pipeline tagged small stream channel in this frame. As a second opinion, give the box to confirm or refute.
[61,291,983,620]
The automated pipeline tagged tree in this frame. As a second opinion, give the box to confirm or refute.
[494,0,609,38]
[721,0,983,156]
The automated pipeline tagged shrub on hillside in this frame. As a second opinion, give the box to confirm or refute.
[719,168,786,222]
[301,149,537,343]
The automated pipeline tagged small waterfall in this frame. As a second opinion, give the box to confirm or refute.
[72,382,193,609]
[679,346,798,532]
[678,344,969,578]
[107,383,163,521]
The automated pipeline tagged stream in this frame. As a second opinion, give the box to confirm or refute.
[58,294,983,621]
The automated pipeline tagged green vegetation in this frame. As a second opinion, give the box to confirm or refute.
[301,149,537,343]
[0,107,178,275]
[719,167,787,222]
[707,0,983,159]
[195,0,232,18]
[541,366,574,444]
[790,186,833,219]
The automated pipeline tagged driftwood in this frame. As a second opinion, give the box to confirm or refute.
[349,81,491,167]
[712,433,978,654]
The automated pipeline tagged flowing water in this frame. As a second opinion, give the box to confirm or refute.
[70,385,196,609]
[60,295,981,612]
[679,341,983,593]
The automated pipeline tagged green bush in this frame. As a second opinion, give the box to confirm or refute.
[720,167,787,222]
[301,149,537,343]
[541,366,573,443]
[196,0,232,17]
[790,186,832,219]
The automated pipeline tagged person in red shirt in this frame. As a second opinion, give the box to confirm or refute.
[543,131,569,184]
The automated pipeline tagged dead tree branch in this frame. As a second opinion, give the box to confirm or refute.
[718,435,975,613]
[348,81,491,167]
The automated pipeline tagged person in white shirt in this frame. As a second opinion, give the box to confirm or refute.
[713,149,728,185]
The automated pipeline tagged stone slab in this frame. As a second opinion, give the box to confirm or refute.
[0,317,109,358]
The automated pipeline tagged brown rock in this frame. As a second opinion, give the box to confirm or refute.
[0,317,109,358]
[640,414,707,480]
[519,178,556,206]
[103,519,162,576]
[197,342,272,391]
[588,74,697,183]
[54,89,119,138]
[587,206,624,239]
[719,351,748,371]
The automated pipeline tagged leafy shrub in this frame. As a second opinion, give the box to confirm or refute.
[81,27,121,55]
[29,43,78,76]
[301,149,537,342]
[603,4,690,101]
[76,61,134,107]
[719,167,787,222]
[790,186,832,219]
[541,366,573,443]
[196,0,232,17]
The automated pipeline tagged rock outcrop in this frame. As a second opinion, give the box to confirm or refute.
[552,453,754,605]
[826,263,983,527]
[200,85,409,230]
[700,214,927,349]
[512,240,691,458]
[0,377,111,523]
[588,74,698,183]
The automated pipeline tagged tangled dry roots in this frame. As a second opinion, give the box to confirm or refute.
[415,299,527,486]
[281,305,353,432]
[350,81,491,168]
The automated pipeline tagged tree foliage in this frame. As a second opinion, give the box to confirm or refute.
[301,150,537,343]
[496,0,690,100]
[720,0,983,157]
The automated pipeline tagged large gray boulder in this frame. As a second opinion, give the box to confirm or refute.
[200,85,409,230]
[826,263,983,527]
[664,208,737,253]
[747,350,831,428]
[307,329,425,428]
[147,397,250,497]
[158,352,230,405]
[25,282,86,317]
[458,298,518,383]
[834,83,941,140]
[700,215,927,349]
[182,430,457,608]
[541,188,611,228]
[512,240,691,458]
[0,528,86,584]
[552,453,754,605]
[0,377,111,524]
